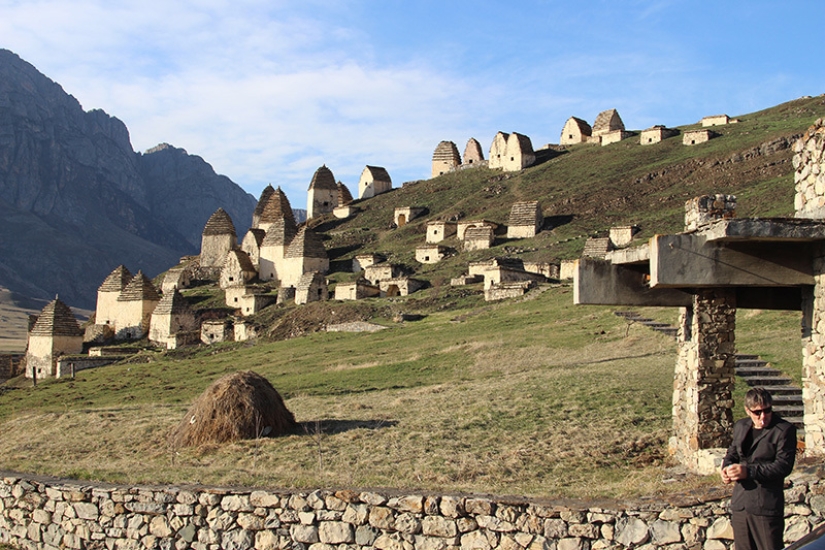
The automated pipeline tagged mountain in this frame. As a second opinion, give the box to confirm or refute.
[0,49,257,309]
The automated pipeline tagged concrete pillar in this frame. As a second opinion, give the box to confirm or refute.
[669,289,737,472]
[802,245,825,454]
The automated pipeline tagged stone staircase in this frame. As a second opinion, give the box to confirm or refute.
[614,311,805,432]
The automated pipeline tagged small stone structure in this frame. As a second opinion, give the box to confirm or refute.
[219,249,256,290]
[592,109,625,137]
[233,318,257,341]
[199,208,237,271]
[683,129,718,146]
[364,264,401,285]
[352,254,384,272]
[485,280,537,301]
[560,116,593,145]
[148,289,198,349]
[600,129,633,147]
[394,207,426,227]
[640,125,678,145]
[334,280,381,300]
[609,226,640,249]
[201,318,233,344]
[415,244,447,264]
[25,298,83,379]
[489,132,536,172]
[522,262,559,280]
[281,227,329,287]
[240,228,266,269]
[115,271,160,340]
[333,182,356,219]
[358,166,392,199]
[258,219,298,283]
[431,141,461,177]
[463,225,495,251]
[426,221,457,243]
[160,264,194,293]
[380,277,425,297]
[457,220,497,241]
[462,138,485,166]
[506,201,542,239]
[307,165,339,219]
[225,286,274,315]
[482,265,547,290]
[702,114,730,127]
[582,237,613,259]
[295,272,328,305]
[559,259,577,280]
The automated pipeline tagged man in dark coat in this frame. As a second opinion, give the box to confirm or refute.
[721,387,797,550]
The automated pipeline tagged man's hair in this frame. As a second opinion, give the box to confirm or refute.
[745,387,773,410]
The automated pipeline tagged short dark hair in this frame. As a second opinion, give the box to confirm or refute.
[745,387,773,410]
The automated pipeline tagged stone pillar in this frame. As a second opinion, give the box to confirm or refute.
[670,195,738,473]
[802,245,825,454]
[670,290,737,472]
[794,118,825,219]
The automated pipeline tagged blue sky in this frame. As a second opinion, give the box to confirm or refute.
[2,0,824,209]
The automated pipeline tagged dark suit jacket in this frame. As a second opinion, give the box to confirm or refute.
[722,414,797,517]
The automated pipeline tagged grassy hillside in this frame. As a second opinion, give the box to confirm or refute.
[0,96,820,499]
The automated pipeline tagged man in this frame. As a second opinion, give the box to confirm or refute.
[721,387,797,550]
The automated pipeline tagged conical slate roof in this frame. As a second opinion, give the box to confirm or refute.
[118,271,161,302]
[252,185,276,227]
[30,298,83,337]
[308,165,337,191]
[152,289,193,316]
[463,138,484,163]
[98,265,133,293]
[261,218,298,247]
[432,141,461,164]
[224,248,256,272]
[337,182,353,205]
[363,166,391,183]
[508,201,541,226]
[258,186,297,228]
[285,227,328,259]
[593,109,625,133]
[202,208,237,237]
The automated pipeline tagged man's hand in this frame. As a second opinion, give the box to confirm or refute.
[721,464,748,483]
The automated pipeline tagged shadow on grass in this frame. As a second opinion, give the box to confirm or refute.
[299,419,398,436]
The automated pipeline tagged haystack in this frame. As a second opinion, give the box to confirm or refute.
[169,371,298,447]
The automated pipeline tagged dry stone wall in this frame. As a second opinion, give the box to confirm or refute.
[794,118,825,219]
[3,471,825,550]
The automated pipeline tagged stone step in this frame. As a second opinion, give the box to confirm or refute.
[735,358,769,368]
[741,375,795,386]
[756,385,803,396]
[735,366,786,377]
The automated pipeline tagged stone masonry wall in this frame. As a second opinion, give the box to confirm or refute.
[802,244,825,455]
[794,118,825,219]
[3,471,825,550]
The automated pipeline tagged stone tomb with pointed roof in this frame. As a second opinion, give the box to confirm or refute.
[280,227,329,287]
[560,117,593,146]
[359,166,392,199]
[506,201,543,239]
[432,141,461,177]
[258,218,298,282]
[95,265,133,328]
[200,208,237,272]
[254,185,296,233]
[26,298,84,379]
[241,228,266,269]
[149,289,198,349]
[115,271,161,340]
[220,249,257,290]
[462,138,485,167]
[295,272,329,305]
[333,182,356,219]
[307,165,339,219]
[488,132,536,172]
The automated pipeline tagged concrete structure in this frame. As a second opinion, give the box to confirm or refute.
[295,272,328,305]
[199,208,237,270]
[592,109,625,137]
[352,254,384,272]
[334,279,381,300]
[463,225,495,251]
[148,289,197,349]
[25,298,83,379]
[394,207,426,227]
[683,129,718,146]
[432,141,461,177]
[281,227,329,287]
[220,249,257,290]
[426,220,457,243]
[560,117,593,146]
[702,114,730,127]
[358,166,392,199]
[573,135,825,472]
[307,165,338,219]
[462,138,484,166]
[640,125,678,145]
[415,244,447,264]
[490,132,536,172]
[506,201,542,239]
[95,265,132,328]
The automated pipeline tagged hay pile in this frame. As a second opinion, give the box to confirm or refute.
[169,370,298,447]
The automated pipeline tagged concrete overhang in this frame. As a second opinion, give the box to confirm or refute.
[695,217,825,242]
[604,244,650,265]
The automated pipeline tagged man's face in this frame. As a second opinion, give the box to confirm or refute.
[747,403,772,429]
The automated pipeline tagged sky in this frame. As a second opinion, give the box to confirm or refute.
[2,0,825,208]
